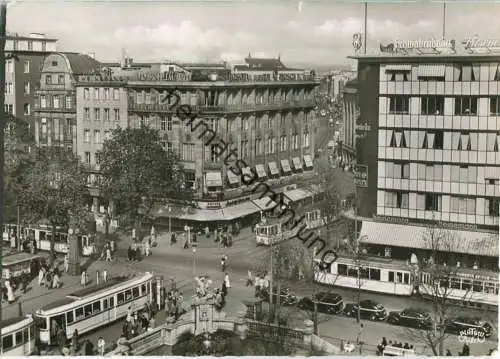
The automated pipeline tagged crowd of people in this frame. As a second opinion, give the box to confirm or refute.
[376,337,415,355]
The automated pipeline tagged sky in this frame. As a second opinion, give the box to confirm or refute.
[5,0,500,67]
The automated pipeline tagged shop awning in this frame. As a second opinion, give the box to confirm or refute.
[359,221,498,257]
[222,201,260,220]
[283,188,313,202]
[205,172,223,187]
[304,155,313,168]
[385,64,412,71]
[417,64,446,77]
[268,162,279,176]
[153,205,225,222]
[226,170,240,185]
[280,159,292,173]
[292,157,303,171]
[252,197,277,211]
[255,164,267,179]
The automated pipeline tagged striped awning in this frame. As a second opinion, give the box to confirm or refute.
[292,157,303,171]
[205,172,222,187]
[304,155,313,168]
[417,64,446,77]
[255,164,267,179]
[280,159,292,173]
[268,162,279,176]
[227,170,240,185]
[385,64,412,71]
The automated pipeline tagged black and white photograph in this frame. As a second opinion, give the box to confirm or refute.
[0,0,499,356]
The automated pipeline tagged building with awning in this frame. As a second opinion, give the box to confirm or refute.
[226,170,240,186]
[292,157,303,172]
[280,159,292,175]
[417,64,446,77]
[252,197,277,211]
[255,164,267,179]
[268,162,280,177]
[222,201,260,220]
[303,154,313,170]
[205,172,223,188]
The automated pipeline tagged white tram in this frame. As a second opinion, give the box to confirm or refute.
[35,272,154,345]
[314,256,417,296]
[2,252,46,280]
[255,222,298,246]
[0,315,36,356]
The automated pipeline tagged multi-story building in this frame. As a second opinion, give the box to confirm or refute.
[33,52,101,151]
[351,40,499,268]
[4,32,57,124]
[75,56,319,220]
[339,78,359,166]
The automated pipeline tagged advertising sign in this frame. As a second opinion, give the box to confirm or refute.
[354,164,368,187]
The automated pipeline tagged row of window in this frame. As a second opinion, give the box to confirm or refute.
[1,325,35,351]
[420,274,499,294]
[83,129,111,145]
[382,129,499,152]
[138,115,173,131]
[383,64,500,82]
[83,87,121,101]
[382,191,499,216]
[83,108,120,122]
[39,95,73,109]
[386,96,500,116]
[5,59,30,74]
[381,161,500,184]
[45,74,66,86]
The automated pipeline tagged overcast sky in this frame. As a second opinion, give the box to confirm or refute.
[6,0,500,67]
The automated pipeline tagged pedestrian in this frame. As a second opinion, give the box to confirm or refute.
[105,247,112,262]
[103,269,108,283]
[38,267,45,287]
[63,254,69,273]
[97,337,106,356]
[72,329,79,351]
[5,281,15,303]
[21,273,28,293]
[183,237,189,249]
[221,254,227,272]
[52,272,60,289]
[132,227,136,242]
[96,270,100,285]
[145,240,151,257]
[246,270,253,286]
[127,245,133,261]
[221,280,227,298]
[150,225,156,242]
[135,245,142,261]
[81,270,87,286]
[205,226,209,238]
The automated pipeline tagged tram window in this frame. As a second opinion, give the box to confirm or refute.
[125,289,132,301]
[472,281,483,292]
[75,308,84,320]
[338,264,347,275]
[66,311,74,324]
[23,328,28,343]
[30,326,35,339]
[403,273,409,284]
[2,335,13,350]
[347,267,358,277]
[360,267,369,279]
[141,284,147,294]
[396,272,403,283]
[118,293,125,304]
[132,287,140,298]
[35,316,47,330]
[84,304,92,317]
[103,299,109,310]
[439,279,449,288]
[450,280,461,289]
[15,331,22,345]
[110,297,115,307]
[461,280,472,291]
[40,231,46,241]
[369,268,381,280]
[92,301,101,312]
[388,271,394,282]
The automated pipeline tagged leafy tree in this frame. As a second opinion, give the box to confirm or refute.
[97,126,191,231]
[17,148,93,252]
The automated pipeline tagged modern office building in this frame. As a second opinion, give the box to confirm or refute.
[339,78,359,166]
[4,33,57,125]
[351,40,499,264]
[75,56,319,220]
[33,52,101,152]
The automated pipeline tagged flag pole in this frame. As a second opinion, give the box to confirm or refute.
[442,2,446,39]
[363,2,367,54]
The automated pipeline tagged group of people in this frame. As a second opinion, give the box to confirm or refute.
[98,240,115,262]
[122,304,156,340]
[80,268,109,286]
[376,337,414,355]
[6,229,38,254]
[253,272,271,298]
[164,288,185,321]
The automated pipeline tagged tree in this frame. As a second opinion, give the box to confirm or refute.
[97,126,191,231]
[17,148,93,252]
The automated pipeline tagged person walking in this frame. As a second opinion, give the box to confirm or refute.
[145,240,151,257]
[246,270,253,286]
[38,267,45,287]
[97,337,106,356]
[224,273,231,292]
[63,254,69,273]
[103,269,108,283]
[105,247,112,262]
[221,254,227,272]
[132,228,136,242]
[72,329,79,352]
[52,272,60,289]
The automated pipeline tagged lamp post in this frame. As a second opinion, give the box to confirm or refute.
[168,206,172,239]
[192,244,197,292]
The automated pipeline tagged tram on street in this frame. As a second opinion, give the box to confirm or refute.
[304,209,325,230]
[2,252,47,280]
[35,272,154,346]
[0,315,36,356]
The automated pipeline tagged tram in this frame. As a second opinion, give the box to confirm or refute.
[2,252,47,280]
[0,315,36,356]
[304,209,325,230]
[35,272,154,345]
[2,223,95,256]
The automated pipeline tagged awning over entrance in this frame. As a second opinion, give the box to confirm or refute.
[292,157,303,171]
[417,64,446,77]
[268,162,279,176]
[303,155,313,169]
[227,170,240,185]
[205,172,223,187]
[359,221,498,257]
[252,197,277,211]
[283,188,313,202]
[223,201,260,220]
[255,164,267,179]
[280,159,292,174]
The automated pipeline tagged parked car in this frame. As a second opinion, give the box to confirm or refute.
[259,287,299,306]
[344,299,387,321]
[387,308,433,329]
[298,292,344,314]
[445,316,493,338]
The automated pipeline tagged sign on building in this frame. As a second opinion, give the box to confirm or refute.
[354,164,368,187]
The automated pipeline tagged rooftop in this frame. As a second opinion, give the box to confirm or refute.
[68,276,129,298]
[41,297,76,311]
[61,52,101,75]
[1,315,29,329]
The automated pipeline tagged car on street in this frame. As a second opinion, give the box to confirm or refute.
[343,299,387,321]
[298,292,344,314]
[387,308,433,330]
[445,316,493,338]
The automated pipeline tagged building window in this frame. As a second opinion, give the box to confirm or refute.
[23,103,30,115]
[113,88,120,100]
[94,108,100,121]
[421,96,444,115]
[303,132,310,148]
[384,191,409,209]
[104,88,110,100]
[53,95,60,109]
[486,198,500,217]
[161,115,172,131]
[51,60,58,66]
[45,74,52,85]
[291,133,299,149]
[58,75,65,85]
[24,82,30,94]
[24,60,30,73]
[207,118,218,131]
[6,59,13,72]
[388,70,409,81]
[210,144,219,162]
[450,196,476,214]
[454,96,478,115]
[255,138,262,155]
[268,117,273,128]
[490,96,500,115]
[40,95,47,108]
[84,107,90,121]
[95,152,101,165]
[5,82,12,94]
[425,193,441,211]
[84,152,91,164]
[457,65,479,81]
[104,108,110,121]
[94,88,100,100]
[84,129,90,143]
[114,108,120,121]
[457,133,472,151]
[267,136,274,154]
[242,118,249,131]
[104,130,110,141]
[388,96,409,114]
[65,96,71,109]
[4,104,13,114]
[84,88,90,100]
[280,135,288,151]
[386,162,410,179]
[182,143,195,161]
[94,130,101,144]
[255,116,261,129]
[240,140,248,158]
[389,130,408,148]
[422,131,443,149]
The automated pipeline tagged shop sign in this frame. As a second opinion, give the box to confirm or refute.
[354,164,368,187]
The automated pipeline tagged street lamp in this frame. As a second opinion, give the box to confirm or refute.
[192,244,197,292]
[168,206,172,239]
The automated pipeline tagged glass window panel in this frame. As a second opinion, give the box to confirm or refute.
[461,134,470,150]
[452,132,461,150]
[489,64,498,81]
[385,192,393,207]
[417,131,426,148]
[434,165,443,181]
[417,194,425,210]
[395,132,402,148]
[426,165,434,179]
[478,133,488,151]
[460,167,468,182]
[393,164,402,178]
[467,198,476,214]
[427,133,435,149]
[459,198,467,213]
[402,164,410,179]
[386,162,394,178]
[469,133,478,151]
[443,132,452,150]
[410,130,419,148]
[401,193,409,209]
[417,164,427,180]
[450,197,459,212]
[472,65,480,81]
[451,166,460,181]
[468,167,477,183]
[487,133,497,151]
